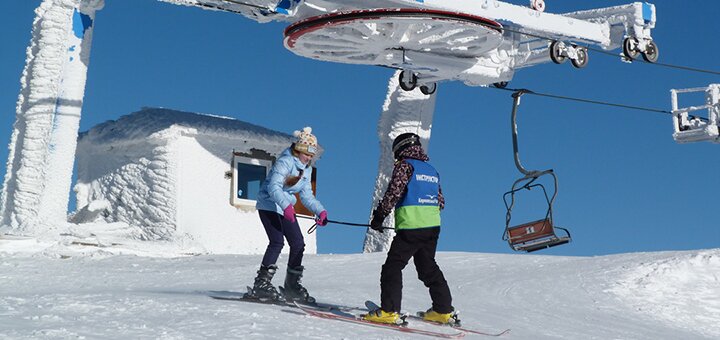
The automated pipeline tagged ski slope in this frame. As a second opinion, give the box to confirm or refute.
[1,240,717,339]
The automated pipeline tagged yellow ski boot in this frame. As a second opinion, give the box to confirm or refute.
[421,308,460,326]
[362,309,405,325]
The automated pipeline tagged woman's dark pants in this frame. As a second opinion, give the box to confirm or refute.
[258,209,305,268]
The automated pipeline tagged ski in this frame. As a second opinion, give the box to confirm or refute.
[414,311,511,337]
[210,294,290,307]
[209,288,362,313]
[366,300,510,337]
[294,302,465,339]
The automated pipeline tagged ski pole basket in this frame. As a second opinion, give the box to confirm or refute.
[502,90,571,252]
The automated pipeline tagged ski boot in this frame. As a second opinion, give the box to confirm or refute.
[420,308,461,326]
[246,264,281,301]
[362,309,406,325]
[280,266,316,304]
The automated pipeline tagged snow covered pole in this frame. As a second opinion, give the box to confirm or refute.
[362,71,437,253]
[0,0,104,233]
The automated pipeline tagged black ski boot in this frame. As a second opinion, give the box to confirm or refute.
[281,266,316,304]
[246,264,281,301]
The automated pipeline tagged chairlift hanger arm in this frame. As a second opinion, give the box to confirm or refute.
[510,90,554,177]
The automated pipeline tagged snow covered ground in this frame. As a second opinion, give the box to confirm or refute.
[1,238,718,339]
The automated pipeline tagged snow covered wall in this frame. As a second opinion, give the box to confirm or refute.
[0,0,103,233]
[363,71,437,253]
[74,108,317,254]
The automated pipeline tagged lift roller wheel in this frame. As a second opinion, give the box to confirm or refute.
[493,81,509,89]
[420,83,437,95]
[399,71,417,91]
[530,0,545,12]
[623,37,640,61]
[641,40,659,63]
[571,46,589,68]
[284,8,504,67]
[550,41,566,64]
[623,37,659,63]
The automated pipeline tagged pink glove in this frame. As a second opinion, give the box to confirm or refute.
[283,205,296,223]
[316,210,328,226]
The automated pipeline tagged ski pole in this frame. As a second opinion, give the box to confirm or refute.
[296,215,394,234]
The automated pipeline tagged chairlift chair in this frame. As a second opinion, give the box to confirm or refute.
[502,90,571,252]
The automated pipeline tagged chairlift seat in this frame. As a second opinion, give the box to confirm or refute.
[507,218,571,252]
[501,90,572,253]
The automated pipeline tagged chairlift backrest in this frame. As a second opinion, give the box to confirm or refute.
[506,217,571,253]
[507,218,553,244]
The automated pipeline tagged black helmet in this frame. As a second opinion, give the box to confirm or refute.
[392,133,421,158]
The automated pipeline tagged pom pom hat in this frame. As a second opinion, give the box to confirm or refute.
[293,127,318,155]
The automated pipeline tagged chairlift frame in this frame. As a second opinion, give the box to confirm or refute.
[502,90,571,252]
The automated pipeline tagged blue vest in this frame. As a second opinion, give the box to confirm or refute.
[395,159,441,229]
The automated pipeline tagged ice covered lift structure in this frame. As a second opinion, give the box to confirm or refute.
[282,0,658,91]
[166,0,659,92]
[670,84,720,144]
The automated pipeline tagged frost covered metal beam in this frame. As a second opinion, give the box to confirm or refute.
[363,71,436,253]
[394,0,608,46]
[0,0,104,232]
[160,1,656,89]
[670,85,720,144]
[389,1,656,48]
[157,0,287,23]
[564,2,656,51]
[158,0,656,48]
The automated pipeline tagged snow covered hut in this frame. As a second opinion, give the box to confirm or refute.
[73,108,318,254]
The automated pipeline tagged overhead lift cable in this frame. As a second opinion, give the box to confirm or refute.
[582,45,720,76]
[198,0,278,14]
[491,86,709,123]
[219,0,276,11]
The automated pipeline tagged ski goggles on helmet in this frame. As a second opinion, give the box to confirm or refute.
[392,134,420,156]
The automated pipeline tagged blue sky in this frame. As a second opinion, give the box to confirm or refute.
[1,1,718,256]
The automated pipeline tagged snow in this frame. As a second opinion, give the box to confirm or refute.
[610,251,720,335]
[76,107,292,147]
[0,240,718,339]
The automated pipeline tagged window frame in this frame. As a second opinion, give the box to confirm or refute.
[231,153,272,209]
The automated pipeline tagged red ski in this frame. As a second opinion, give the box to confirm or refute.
[365,300,509,337]
[411,313,510,337]
[293,302,465,339]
